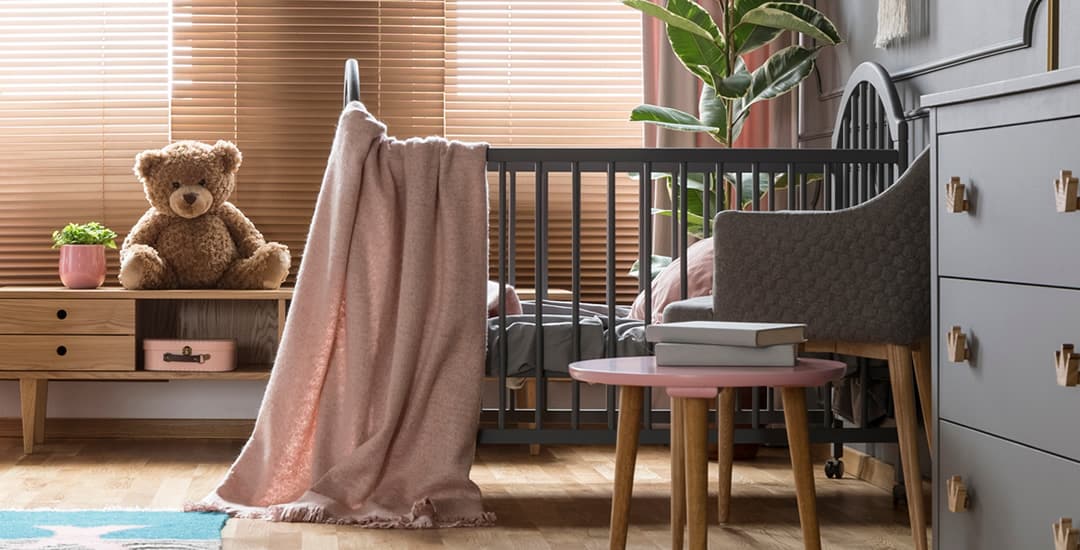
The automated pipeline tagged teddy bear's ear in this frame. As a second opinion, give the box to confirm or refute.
[211,140,242,175]
[133,149,167,181]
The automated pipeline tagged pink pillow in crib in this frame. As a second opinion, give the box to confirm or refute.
[629,237,713,324]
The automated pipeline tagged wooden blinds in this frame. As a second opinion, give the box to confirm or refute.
[0,0,642,300]
[445,0,644,302]
[0,1,170,284]
[171,0,446,282]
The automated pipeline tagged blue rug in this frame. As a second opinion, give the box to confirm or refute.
[0,510,228,549]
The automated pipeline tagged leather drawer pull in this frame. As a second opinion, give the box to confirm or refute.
[947,326,970,363]
[1054,518,1079,550]
[1055,344,1079,387]
[945,177,970,213]
[1054,170,1080,213]
[946,475,969,512]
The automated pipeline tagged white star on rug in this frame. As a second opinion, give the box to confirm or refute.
[21,524,144,550]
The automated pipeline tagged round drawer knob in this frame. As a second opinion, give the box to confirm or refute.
[946,475,969,512]
[56,309,67,320]
[56,345,67,357]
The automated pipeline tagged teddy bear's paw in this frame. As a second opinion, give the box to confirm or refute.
[257,243,291,289]
[119,245,166,290]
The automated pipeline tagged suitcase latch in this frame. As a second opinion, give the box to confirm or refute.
[163,345,212,364]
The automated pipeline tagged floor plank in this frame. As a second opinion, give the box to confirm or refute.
[0,438,918,549]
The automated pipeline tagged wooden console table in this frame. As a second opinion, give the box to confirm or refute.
[0,286,292,454]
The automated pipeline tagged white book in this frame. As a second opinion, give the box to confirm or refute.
[645,321,806,347]
[654,343,796,367]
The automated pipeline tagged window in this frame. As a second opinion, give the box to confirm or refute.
[0,0,643,299]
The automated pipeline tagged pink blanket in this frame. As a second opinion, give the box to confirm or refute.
[189,103,494,528]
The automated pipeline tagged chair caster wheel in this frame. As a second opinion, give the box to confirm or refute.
[824,458,844,479]
[892,484,907,508]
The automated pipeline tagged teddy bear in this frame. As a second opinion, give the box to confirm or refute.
[118,140,291,290]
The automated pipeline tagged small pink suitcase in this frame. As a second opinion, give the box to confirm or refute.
[143,339,237,372]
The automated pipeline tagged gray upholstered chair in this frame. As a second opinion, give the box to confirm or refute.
[665,148,931,550]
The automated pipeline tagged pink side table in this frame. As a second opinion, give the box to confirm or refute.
[569,356,846,550]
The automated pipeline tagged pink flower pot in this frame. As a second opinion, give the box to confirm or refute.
[58,244,106,289]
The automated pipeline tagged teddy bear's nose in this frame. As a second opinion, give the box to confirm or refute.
[182,193,198,205]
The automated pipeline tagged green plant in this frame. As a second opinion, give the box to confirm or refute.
[624,0,841,145]
[51,222,118,249]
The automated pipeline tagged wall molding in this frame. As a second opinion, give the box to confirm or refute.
[817,0,1044,101]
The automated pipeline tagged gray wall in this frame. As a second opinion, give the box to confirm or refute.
[799,0,1079,150]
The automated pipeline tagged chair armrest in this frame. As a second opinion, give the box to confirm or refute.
[662,296,715,323]
[709,150,931,344]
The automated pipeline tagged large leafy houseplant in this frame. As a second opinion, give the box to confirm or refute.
[624,0,841,146]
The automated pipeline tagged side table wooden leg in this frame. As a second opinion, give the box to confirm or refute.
[671,398,685,550]
[684,397,709,550]
[610,385,643,550]
[716,387,735,524]
[19,378,47,454]
[781,387,822,550]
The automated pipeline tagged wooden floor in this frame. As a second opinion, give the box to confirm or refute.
[0,438,917,549]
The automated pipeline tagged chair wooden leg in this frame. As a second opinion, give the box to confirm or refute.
[781,387,822,550]
[684,397,709,550]
[911,343,933,452]
[887,344,929,550]
[610,385,643,550]
[19,378,47,454]
[671,398,685,550]
[716,388,735,524]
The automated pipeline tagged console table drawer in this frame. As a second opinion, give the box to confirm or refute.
[937,116,1080,288]
[0,335,135,371]
[0,299,134,335]
[938,421,1080,550]
[939,278,1080,460]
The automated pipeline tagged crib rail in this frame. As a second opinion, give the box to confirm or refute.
[481,146,901,447]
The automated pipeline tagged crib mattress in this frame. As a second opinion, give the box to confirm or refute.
[486,300,647,377]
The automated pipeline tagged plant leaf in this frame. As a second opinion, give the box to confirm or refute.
[732,23,784,55]
[623,0,715,40]
[732,0,772,23]
[697,86,729,144]
[711,56,750,98]
[630,104,721,133]
[663,0,727,89]
[732,45,818,126]
[740,2,842,45]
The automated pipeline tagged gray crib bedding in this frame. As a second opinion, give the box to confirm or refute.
[485,300,647,377]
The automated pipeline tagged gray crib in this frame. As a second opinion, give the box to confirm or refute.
[344,58,924,482]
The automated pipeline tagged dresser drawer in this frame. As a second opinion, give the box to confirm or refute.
[0,299,134,335]
[938,421,1080,550]
[0,335,134,371]
[939,278,1080,459]
[938,116,1080,288]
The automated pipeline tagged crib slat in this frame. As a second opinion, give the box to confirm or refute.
[679,161,689,299]
[767,170,776,212]
[606,161,617,430]
[497,162,508,430]
[751,162,761,211]
[570,161,581,430]
[534,162,545,430]
[670,164,679,260]
[642,161,653,429]
[786,162,796,211]
[509,170,517,286]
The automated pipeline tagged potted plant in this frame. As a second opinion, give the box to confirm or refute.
[624,0,842,145]
[51,222,118,289]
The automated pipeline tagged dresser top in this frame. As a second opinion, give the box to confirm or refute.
[0,286,294,300]
[922,66,1080,108]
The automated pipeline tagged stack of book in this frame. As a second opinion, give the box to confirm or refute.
[646,321,807,367]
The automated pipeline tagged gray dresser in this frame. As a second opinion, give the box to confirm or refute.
[924,68,1080,550]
